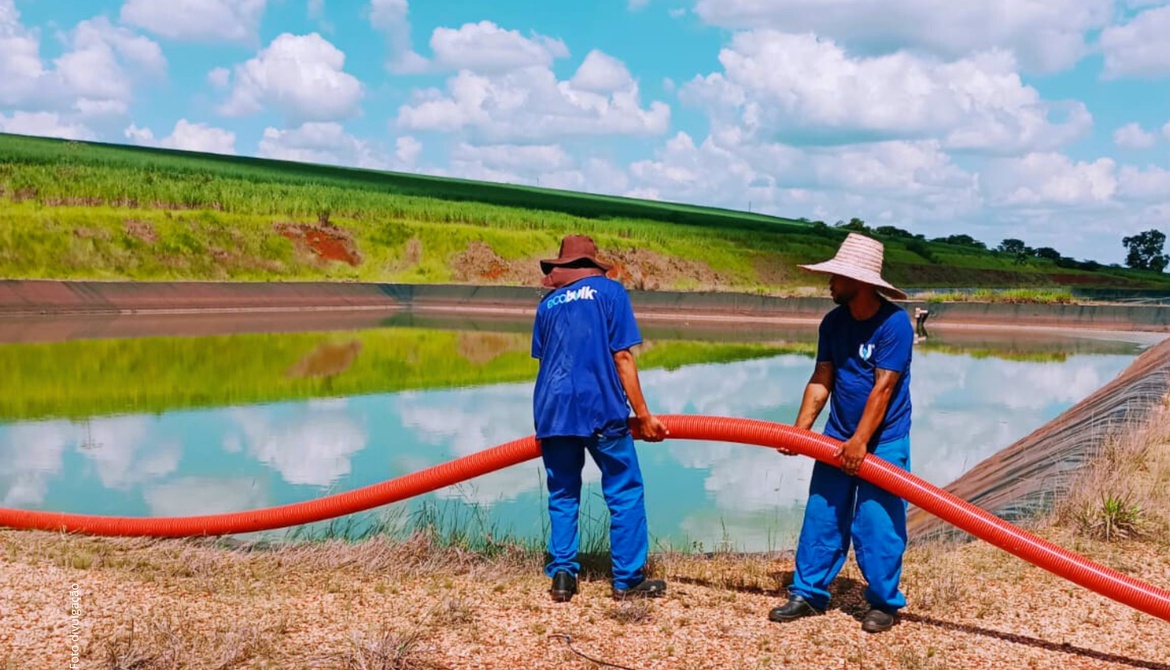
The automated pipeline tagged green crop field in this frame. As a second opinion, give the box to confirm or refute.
[2,132,1168,293]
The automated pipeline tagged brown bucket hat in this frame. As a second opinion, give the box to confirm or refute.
[540,235,613,275]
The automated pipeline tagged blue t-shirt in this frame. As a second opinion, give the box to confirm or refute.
[531,276,642,440]
[816,299,914,446]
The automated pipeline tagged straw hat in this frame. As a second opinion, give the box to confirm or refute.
[798,233,907,300]
[539,235,612,275]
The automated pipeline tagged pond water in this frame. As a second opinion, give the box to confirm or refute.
[0,313,1157,553]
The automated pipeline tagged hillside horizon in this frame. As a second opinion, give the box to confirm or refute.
[2,132,1168,295]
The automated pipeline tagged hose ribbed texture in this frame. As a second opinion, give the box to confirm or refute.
[1,414,1167,622]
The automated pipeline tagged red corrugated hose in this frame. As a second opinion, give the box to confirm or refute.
[1,415,1167,622]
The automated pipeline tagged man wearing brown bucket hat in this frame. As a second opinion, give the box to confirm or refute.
[769,233,915,634]
[530,234,669,603]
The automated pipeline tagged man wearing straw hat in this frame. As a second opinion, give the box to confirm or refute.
[769,233,915,634]
[531,234,669,603]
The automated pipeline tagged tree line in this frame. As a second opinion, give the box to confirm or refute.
[798,217,1168,273]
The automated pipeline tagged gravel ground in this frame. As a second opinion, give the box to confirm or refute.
[2,527,1168,670]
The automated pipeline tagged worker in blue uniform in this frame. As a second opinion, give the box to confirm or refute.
[531,234,669,603]
[771,233,915,634]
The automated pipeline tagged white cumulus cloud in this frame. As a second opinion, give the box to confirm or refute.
[1113,122,1157,149]
[124,119,237,155]
[0,111,96,140]
[628,132,982,232]
[1117,165,1170,201]
[693,0,1113,73]
[217,33,364,123]
[570,50,636,92]
[121,0,269,44]
[258,122,418,171]
[369,0,428,73]
[1100,6,1170,79]
[681,31,1090,154]
[984,153,1117,207]
[428,21,569,74]
[397,45,669,143]
[0,7,165,119]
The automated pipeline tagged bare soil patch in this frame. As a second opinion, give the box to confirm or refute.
[450,241,543,285]
[71,227,111,241]
[274,221,363,267]
[404,236,423,266]
[123,219,158,245]
[602,247,726,291]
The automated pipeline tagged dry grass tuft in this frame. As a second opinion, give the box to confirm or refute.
[102,619,183,670]
[327,626,447,670]
[606,600,653,625]
[897,646,949,670]
[1053,397,1170,542]
[100,612,287,670]
[903,540,970,613]
[656,550,783,595]
[432,598,476,628]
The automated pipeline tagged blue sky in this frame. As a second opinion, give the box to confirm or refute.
[2,0,1169,265]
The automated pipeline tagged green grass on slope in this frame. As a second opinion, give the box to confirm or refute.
[2,133,1167,291]
[0,328,805,422]
[0,133,809,234]
[0,202,769,286]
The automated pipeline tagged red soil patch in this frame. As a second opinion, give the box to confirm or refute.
[274,222,362,267]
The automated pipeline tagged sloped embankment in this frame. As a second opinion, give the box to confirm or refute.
[908,337,1170,540]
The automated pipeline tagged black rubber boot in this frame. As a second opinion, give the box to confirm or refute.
[768,595,823,622]
[550,570,578,603]
[611,578,666,600]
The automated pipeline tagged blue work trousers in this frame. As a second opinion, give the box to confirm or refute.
[540,433,649,591]
[789,435,911,611]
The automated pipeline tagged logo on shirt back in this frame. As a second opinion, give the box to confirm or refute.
[545,285,597,310]
[858,343,874,361]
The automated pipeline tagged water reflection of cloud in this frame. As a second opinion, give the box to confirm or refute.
[644,357,800,416]
[0,421,75,507]
[80,416,180,491]
[393,382,568,506]
[144,477,269,517]
[636,351,1133,525]
[229,406,367,488]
